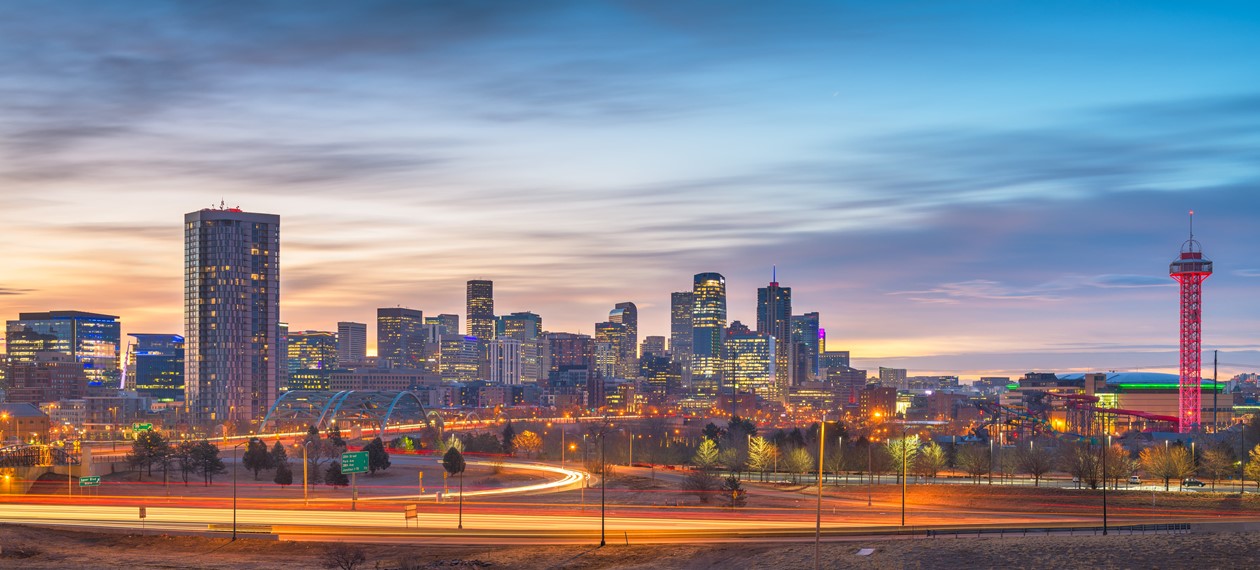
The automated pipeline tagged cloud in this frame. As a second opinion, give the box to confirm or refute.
[890,280,1060,304]
[0,287,34,296]
[1235,269,1260,278]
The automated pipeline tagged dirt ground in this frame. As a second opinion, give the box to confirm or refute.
[2,524,1259,569]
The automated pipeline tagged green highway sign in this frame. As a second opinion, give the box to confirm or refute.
[133,423,153,431]
[79,476,101,487]
[342,451,368,475]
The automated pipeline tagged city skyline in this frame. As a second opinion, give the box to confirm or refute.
[2,2,1260,379]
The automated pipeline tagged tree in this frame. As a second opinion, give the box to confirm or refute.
[746,437,774,481]
[274,459,294,487]
[915,442,947,479]
[242,437,274,480]
[681,469,721,502]
[957,445,990,484]
[174,440,198,486]
[1244,444,1260,490]
[501,422,517,456]
[325,461,350,487]
[1140,445,1193,491]
[885,435,920,483]
[193,440,225,486]
[1200,449,1232,490]
[463,433,503,454]
[515,430,543,458]
[701,423,725,443]
[443,447,467,528]
[127,431,170,481]
[1017,443,1055,486]
[364,437,392,475]
[785,447,814,483]
[270,441,289,469]
[723,474,747,508]
[437,434,464,453]
[321,544,367,570]
[1061,443,1101,489]
[1101,444,1136,490]
[693,438,721,471]
[326,423,346,448]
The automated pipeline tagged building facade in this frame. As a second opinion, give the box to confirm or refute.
[378,308,425,369]
[466,280,495,340]
[336,321,367,365]
[184,207,281,426]
[6,311,121,387]
[691,273,726,397]
[126,334,185,401]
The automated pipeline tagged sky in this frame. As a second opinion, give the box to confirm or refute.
[2,1,1259,380]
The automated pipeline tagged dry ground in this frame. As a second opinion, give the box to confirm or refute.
[2,524,1259,569]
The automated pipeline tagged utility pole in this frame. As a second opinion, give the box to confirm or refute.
[1102,434,1109,535]
[1213,350,1219,432]
[815,417,825,570]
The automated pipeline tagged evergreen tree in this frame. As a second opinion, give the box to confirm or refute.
[274,458,293,487]
[501,422,517,455]
[270,440,289,468]
[242,437,274,480]
[326,461,350,487]
[365,437,392,475]
[193,440,226,486]
[693,438,721,471]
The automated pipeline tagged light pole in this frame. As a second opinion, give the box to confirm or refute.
[815,415,826,570]
[301,441,310,507]
[901,424,907,528]
[231,440,248,541]
[1102,434,1110,536]
[600,419,608,547]
[866,439,873,507]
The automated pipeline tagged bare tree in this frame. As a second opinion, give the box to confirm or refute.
[956,445,990,484]
[321,544,367,570]
[1140,445,1193,491]
[1017,444,1055,486]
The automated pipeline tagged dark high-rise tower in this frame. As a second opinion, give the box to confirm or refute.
[185,206,280,425]
[670,291,694,364]
[791,312,821,383]
[466,280,495,340]
[757,274,793,402]
[377,308,425,368]
[610,302,638,377]
[691,272,726,397]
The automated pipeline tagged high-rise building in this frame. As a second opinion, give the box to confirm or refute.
[377,308,425,369]
[488,338,522,385]
[126,334,185,401]
[6,352,89,404]
[497,312,543,383]
[439,334,480,383]
[757,278,793,400]
[542,332,594,374]
[426,314,460,337]
[724,330,777,402]
[287,331,338,372]
[879,367,907,390]
[337,321,367,365]
[640,336,666,359]
[791,313,821,383]
[691,273,726,397]
[6,311,121,387]
[594,321,629,378]
[611,302,639,372]
[466,280,495,340]
[184,206,280,425]
[669,291,694,364]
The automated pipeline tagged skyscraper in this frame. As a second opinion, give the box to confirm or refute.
[337,322,367,365]
[691,272,726,397]
[791,313,821,383]
[126,334,185,401]
[757,278,793,401]
[6,311,121,387]
[611,302,639,371]
[287,331,338,372]
[185,206,280,425]
[488,338,522,385]
[377,308,425,368]
[497,312,543,382]
[466,280,495,340]
[640,335,666,359]
[669,292,694,363]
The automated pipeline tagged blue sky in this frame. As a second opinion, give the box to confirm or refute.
[1,1,1259,378]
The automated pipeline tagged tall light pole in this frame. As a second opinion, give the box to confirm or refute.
[231,440,248,541]
[1102,434,1110,536]
[815,415,825,570]
[600,418,608,547]
[901,424,907,528]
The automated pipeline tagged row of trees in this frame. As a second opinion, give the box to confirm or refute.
[127,431,226,486]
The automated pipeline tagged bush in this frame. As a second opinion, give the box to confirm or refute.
[681,469,721,503]
[321,544,367,570]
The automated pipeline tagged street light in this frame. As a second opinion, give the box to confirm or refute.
[1102,434,1110,536]
[231,440,249,541]
[900,424,907,527]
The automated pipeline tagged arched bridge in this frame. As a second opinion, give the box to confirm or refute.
[259,390,435,436]
[0,444,80,468]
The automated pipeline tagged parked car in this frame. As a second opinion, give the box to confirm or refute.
[1182,478,1206,487]
[1128,475,1142,485]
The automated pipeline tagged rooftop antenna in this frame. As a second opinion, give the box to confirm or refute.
[772,265,777,286]
[1189,210,1194,241]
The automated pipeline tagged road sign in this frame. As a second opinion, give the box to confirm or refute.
[341,451,368,474]
[404,504,417,520]
[79,476,101,487]
[133,423,153,431]
[139,507,147,519]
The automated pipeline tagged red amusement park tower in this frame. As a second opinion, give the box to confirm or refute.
[1169,211,1212,433]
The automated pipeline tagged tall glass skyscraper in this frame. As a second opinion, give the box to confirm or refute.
[336,321,367,365]
[691,273,726,397]
[670,291,694,384]
[791,312,821,383]
[185,206,280,426]
[466,280,495,340]
[757,280,793,403]
[610,302,638,378]
[378,308,425,368]
[6,311,121,387]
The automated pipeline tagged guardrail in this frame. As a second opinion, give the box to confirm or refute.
[927,523,1191,538]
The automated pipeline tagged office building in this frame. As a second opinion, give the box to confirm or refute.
[879,367,908,390]
[669,291,694,364]
[757,278,793,398]
[6,352,89,404]
[791,312,821,383]
[542,332,594,374]
[439,335,480,383]
[466,280,495,340]
[497,312,543,382]
[378,308,425,368]
[426,314,460,337]
[595,321,630,378]
[6,311,121,387]
[125,334,185,401]
[184,206,281,425]
[337,321,367,365]
[691,273,726,397]
[287,331,338,371]
[724,330,778,402]
[640,336,666,359]
[489,338,522,385]
[611,302,638,370]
